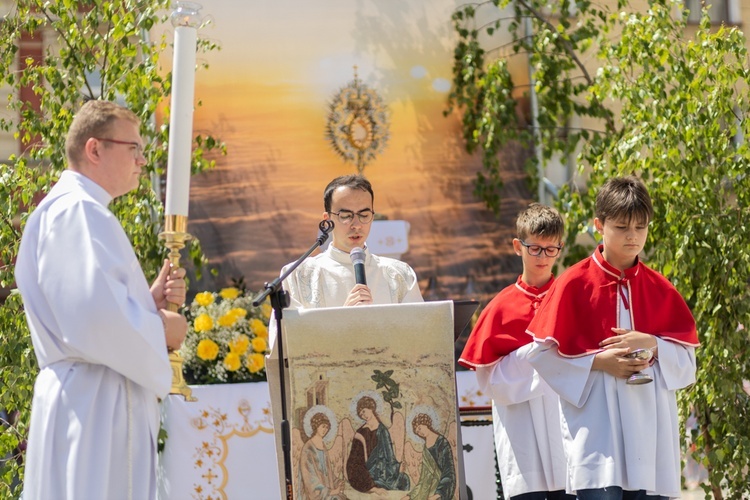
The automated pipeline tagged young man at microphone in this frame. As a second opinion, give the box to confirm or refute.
[268,174,422,496]
[280,174,423,310]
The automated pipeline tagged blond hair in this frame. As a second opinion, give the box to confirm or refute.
[65,100,140,167]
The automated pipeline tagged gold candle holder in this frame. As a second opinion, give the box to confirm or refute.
[159,214,197,401]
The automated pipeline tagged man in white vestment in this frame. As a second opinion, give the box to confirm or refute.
[15,100,188,500]
[268,174,422,496]
[278,174,423,320]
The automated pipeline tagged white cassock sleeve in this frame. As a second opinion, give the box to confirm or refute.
[476,342,550,406]
[528,338,696,408]
[654,336,697,390]
[527,340,597,408]
[37,200,170,396]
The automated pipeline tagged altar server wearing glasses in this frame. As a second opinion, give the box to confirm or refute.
[460,203,573,500]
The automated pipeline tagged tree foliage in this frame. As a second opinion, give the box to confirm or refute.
[447,0,618,214]
[0,1,224,496]
[450,0,750,497]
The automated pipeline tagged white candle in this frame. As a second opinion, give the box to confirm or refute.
[165,24,198,217]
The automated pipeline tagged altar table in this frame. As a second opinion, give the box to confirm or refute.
[158,374,496,499]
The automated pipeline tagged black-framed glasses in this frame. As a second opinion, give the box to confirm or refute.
[93,137,145,159]
[520,240,562,257]
[328,209,374,225]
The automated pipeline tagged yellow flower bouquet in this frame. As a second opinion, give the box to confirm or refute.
[180,286,272,384]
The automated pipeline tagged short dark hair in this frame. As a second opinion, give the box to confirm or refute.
[595,176,653,225]
[516,203,565,241]
[323,174,374,212]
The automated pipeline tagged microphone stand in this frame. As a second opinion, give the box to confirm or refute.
[252,219,334,500]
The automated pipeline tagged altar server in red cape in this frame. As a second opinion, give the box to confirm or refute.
[459,204,573,500]
[526,176,699,500]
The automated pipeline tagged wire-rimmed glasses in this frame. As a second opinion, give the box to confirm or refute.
[328,209,375,225]
[93,137,145,159]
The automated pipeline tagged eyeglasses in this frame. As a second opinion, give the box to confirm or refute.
[519,240,562,258]
[93,137,145,159]
[328,209,374,225]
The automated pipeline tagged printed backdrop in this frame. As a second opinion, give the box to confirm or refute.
[166,0,535,306]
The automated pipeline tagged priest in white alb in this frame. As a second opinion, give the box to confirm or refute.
[266,174,423,496]
[272,174,422,343]
[15,100,188,500]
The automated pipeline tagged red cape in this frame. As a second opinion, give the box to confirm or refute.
[526,245,699,357]
[459,275,554,369]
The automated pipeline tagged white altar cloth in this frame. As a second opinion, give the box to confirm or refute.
[158,382,280,500]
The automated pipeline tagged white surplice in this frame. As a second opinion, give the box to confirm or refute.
[15,171,171,500]
[284,244,423,309]
[269,245,423,345]
[476,342,568,498]
[526,295,697,498]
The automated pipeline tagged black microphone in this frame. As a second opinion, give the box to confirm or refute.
[349,246,367,285]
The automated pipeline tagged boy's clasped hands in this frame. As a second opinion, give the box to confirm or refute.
[594,327,658,379]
